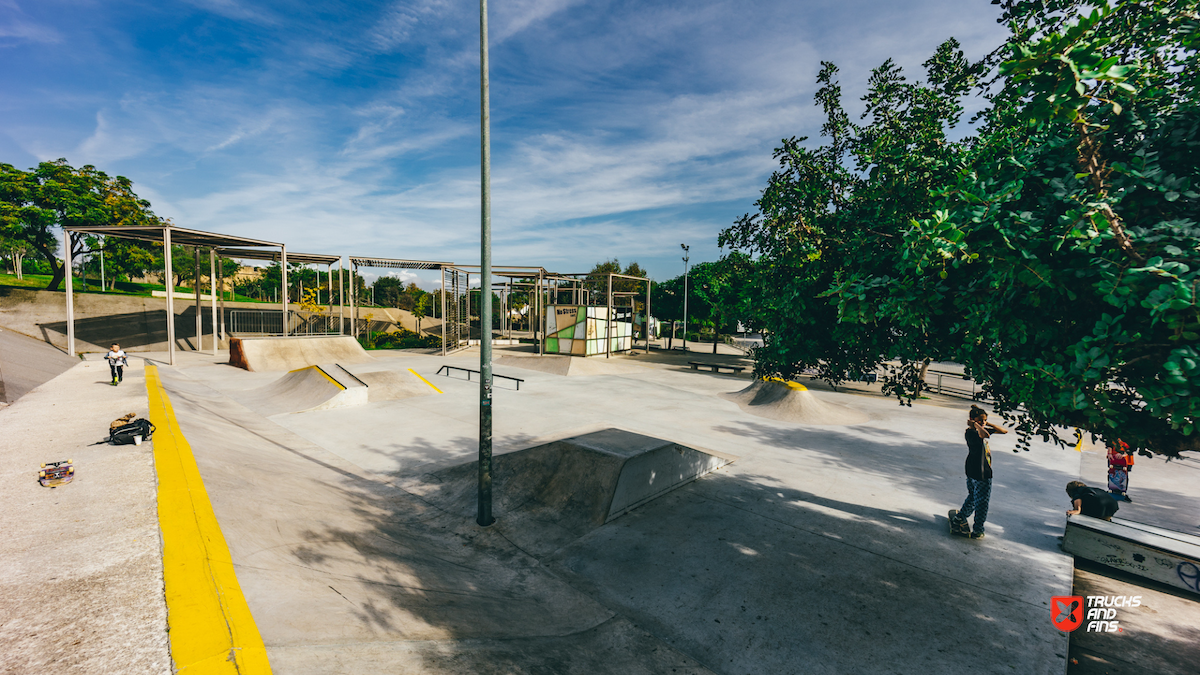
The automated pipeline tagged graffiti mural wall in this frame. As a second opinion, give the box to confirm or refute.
[544,305,633,356]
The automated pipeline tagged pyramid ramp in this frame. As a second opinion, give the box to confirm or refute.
[229,364,368,416]
[405,428,735,556]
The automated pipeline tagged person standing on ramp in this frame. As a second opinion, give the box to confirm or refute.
[106,343,128,386]
[950,405,1008,539]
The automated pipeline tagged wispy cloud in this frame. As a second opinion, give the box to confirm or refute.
[0,0,60,46]
[3,0,1011,279]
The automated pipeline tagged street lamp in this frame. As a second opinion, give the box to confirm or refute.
[681,243,689,353]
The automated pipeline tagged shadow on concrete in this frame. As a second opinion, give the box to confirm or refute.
[39,307,221,350]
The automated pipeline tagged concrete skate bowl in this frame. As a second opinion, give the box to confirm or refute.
[497,354,645,377]
[229,335,374,372]
[721,379,869,425]
[227,364,368,416]
[403,428,735,556]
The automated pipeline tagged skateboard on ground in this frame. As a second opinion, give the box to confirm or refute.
[39,460,74,487]
[948,509,969,537]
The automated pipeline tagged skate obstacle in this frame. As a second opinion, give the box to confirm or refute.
[1063,515,1200,595]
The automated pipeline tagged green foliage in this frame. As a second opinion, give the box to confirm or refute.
[362,328,440,350]
[0,159,167,291]
[724,1,1200,456]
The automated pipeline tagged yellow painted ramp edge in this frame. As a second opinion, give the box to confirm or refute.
[145,365,272,674]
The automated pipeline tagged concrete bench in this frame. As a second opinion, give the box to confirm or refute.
[1062,515,1200,595]
[688,361,745,374]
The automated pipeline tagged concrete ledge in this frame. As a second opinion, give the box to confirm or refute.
[229,335,372,372]
[1062,515,1200,595]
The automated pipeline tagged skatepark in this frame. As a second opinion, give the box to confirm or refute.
[4,328,1197,675]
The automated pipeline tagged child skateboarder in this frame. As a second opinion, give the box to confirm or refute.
[105,343,128,385]
[950,405,1008,539]
[1066,480,1120,520]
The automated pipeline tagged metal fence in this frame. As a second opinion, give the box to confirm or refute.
[228,309,343,336]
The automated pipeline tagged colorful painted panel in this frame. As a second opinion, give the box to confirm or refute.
[544,305,635,356]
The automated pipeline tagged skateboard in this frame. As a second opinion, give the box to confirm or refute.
[948,509,969,537]
[39,460,74,488]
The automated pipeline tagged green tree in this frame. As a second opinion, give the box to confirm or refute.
[414,293,432,333]
[0,159,167,291]
[725,0,1199,456]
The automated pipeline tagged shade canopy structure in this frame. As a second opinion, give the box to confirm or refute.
[222,249,346,338]
[62,225,285,366]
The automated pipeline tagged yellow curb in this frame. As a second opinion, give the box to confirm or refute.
[765,376,807,391]
[145,365,271,674]
[409,368,443,394]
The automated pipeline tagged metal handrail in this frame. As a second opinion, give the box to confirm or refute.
[436,365,524,390]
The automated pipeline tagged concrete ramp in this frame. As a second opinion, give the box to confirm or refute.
[354,370,434,402]
[230,364,368,416]
[1063,516,1200,595]
[497,355,645,377]
[405,428,734,556]
[721,379,869,425]
[229,336,373,372]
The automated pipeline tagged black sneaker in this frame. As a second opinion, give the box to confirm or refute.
[970,531,985,540]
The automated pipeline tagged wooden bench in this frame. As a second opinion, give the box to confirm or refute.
[688,361,745,374]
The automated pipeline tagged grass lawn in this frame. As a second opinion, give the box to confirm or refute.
[0,273,264,303]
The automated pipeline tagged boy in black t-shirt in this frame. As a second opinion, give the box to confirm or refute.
[1066,480,1119,520]
[950,405,1008,539]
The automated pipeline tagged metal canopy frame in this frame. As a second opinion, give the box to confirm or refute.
[221,248,346,336]
[347,256,562,356]
[62,225,285,366]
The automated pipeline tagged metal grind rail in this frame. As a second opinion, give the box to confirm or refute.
[436,365,524,390]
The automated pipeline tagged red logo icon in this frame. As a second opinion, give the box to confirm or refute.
[1051,596,1084,632]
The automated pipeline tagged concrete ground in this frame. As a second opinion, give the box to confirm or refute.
[0,327,78,406]
[0,355,170,674]
[138,345,1081,674]
[9,340,1195,674]
[1068,558,1200,674]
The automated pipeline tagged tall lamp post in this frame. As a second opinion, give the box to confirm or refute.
[681,243,690,353]
[477,0,495,527]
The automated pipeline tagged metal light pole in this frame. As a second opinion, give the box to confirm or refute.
[681,243,690,353]
[477,0,495,527]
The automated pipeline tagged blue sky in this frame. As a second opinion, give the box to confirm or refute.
[2,0,1008,287]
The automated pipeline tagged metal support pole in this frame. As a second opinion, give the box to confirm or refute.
[646,279,652,354]
[194,248,202,351]
[477,0,494,528]
[210,249,218,355]
[218,255,226,341]
[338,258,345,335]
[100,248,105,291]
[349,262,356,338]
[606,273,612,359]
[682,244,689,353]
[327,264,333,331]
[281,245,288,336]
[64,229,75,356]
[441,267,447,356]
[164,228,175,366]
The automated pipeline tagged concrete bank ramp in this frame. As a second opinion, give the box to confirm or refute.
[229,364,368,416]
[497,354,645,377]
[229,335,373,372]
[721,379,869,425]
[404,428,734,556]
[353,369,435,402]
[1063,516,1200,595]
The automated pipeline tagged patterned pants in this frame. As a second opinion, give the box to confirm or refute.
[955,477,992,534]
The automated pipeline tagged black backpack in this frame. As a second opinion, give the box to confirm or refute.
[110,419,156,445]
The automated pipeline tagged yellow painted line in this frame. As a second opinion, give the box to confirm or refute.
[409,368,443,394]
[766,376,807,391]
[1075,429,1084,452]
[311,365,346,391]
[287,365,346,390]
[145,365,272,674]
